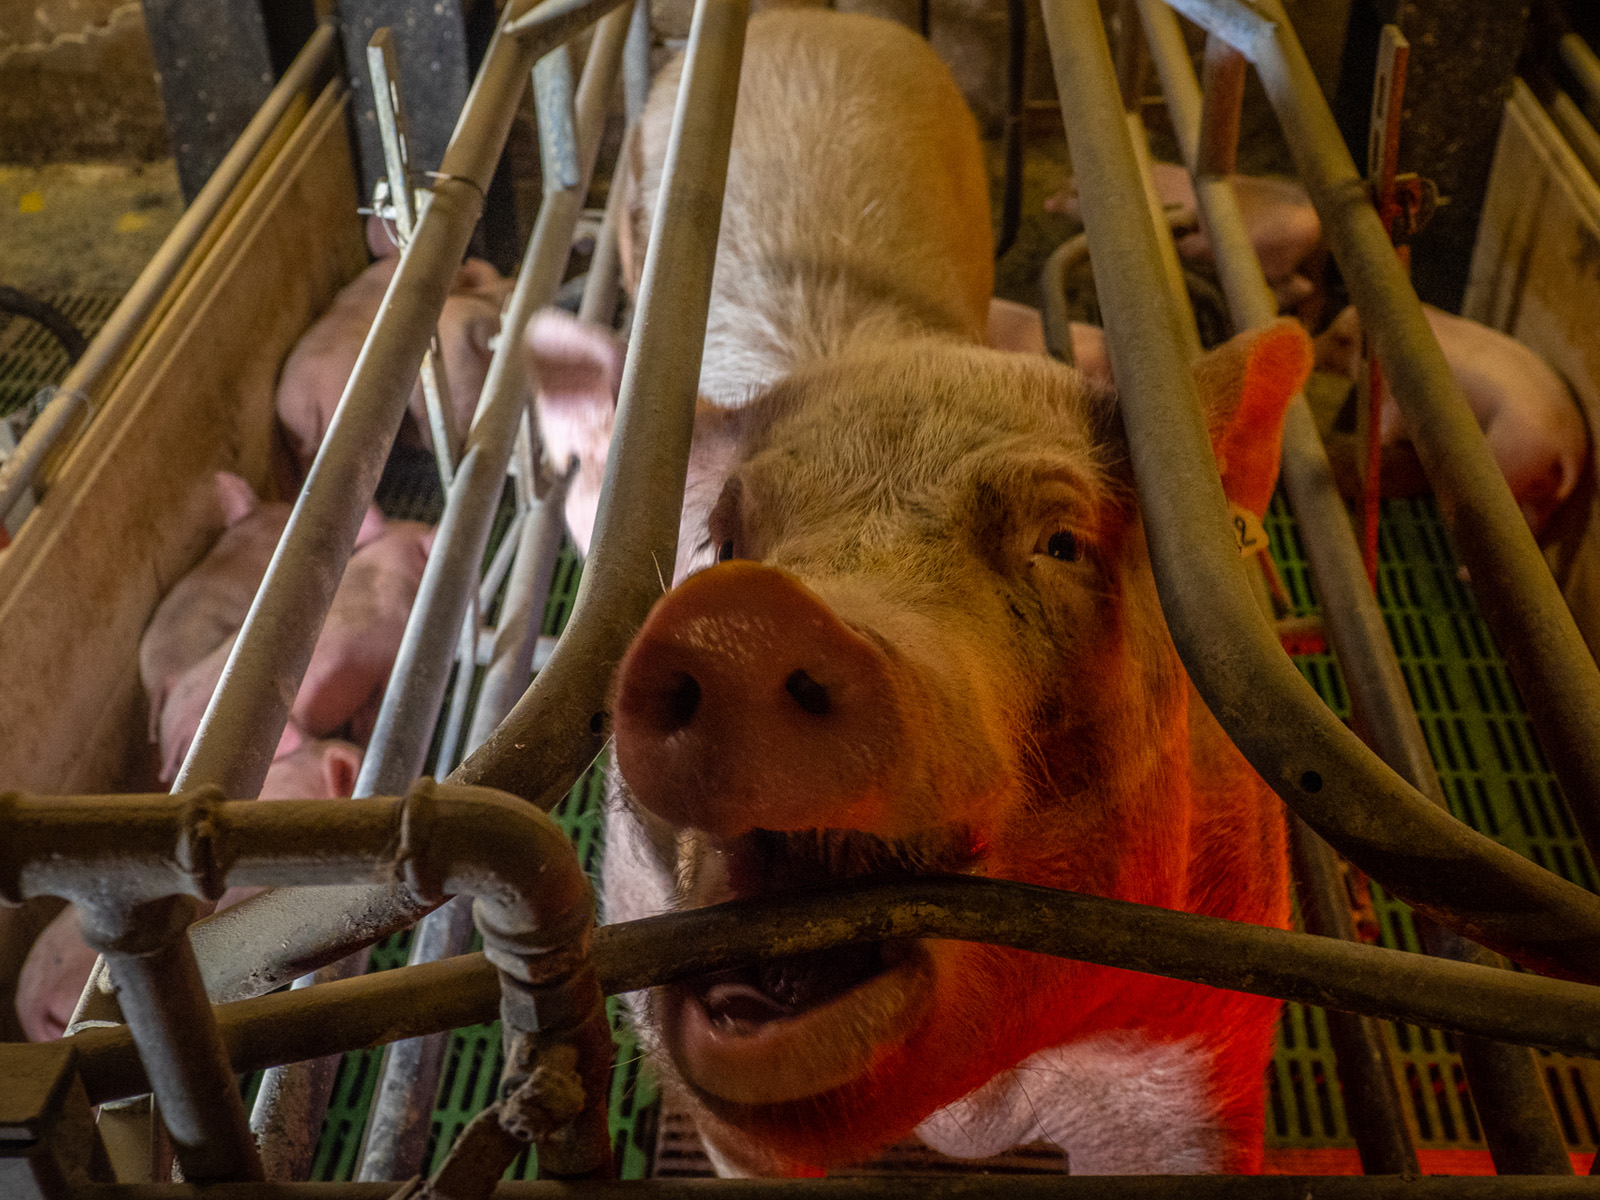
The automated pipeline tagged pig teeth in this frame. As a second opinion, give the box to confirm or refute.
[703,981,794,1030]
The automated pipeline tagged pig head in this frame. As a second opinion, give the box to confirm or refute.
[549,321,1305,1175]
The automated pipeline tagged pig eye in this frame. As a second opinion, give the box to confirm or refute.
[1040,529,1080,562]
[718,539,735,562]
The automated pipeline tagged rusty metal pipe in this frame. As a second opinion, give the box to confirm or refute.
[61,873,1600,1115]
[1039,0,1600,983]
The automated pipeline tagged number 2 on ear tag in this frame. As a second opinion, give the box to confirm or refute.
[1230,505,1270,558]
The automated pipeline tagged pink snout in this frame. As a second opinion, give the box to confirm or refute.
[613,562,901,841]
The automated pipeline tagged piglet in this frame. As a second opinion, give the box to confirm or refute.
[1314,304,1590,536]
[1048,162,1323,313]
[13,739,363,1041]
[275,218,514,473]
[986,297,1114,391]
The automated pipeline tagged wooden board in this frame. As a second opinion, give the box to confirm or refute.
[0,80,367,797]
[1463,79,1600,660]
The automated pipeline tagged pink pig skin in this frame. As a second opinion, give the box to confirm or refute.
[13,739,362,1042]
[275,221,514,473]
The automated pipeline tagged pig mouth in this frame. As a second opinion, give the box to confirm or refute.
[662,824,983,1106]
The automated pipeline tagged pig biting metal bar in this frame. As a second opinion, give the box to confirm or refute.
[1041,0,1600,987]
[0,784,608,1185]
[1137,0,1573,1175]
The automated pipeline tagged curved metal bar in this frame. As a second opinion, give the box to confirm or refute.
[1038,0,1600,983]
[1137,0,1573,1174]
[1237,0,1600,866]
[0,23,341,527]
[63,873,1600,1111]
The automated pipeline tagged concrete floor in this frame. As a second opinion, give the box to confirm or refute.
[0,160,183,296]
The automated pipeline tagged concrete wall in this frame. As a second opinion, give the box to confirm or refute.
[0,0,169,163]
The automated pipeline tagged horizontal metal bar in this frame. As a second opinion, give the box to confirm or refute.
[1040,0,1600,985]
[0,22,340,527]
[66,874,1600,1109]
[51,1179,1600,1198]
[1245,0,1600,864]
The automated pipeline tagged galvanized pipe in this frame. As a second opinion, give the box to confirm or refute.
[1039,0,1600,984]
[60,873,1600,1113]
[457,0,752,809]
[1233,0,1600,867]
[0,23,340,527]
[2,782,607,1175]
[1140,0,1572,1173]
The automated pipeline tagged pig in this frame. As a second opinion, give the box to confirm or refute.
[14,740,363,1041]
[275,218,514,473]
[1048,163,1323,314]
[1313,304,1590,537]
[140,473,390,781]
[987,297,1115,392]
[529,9,1300,1178]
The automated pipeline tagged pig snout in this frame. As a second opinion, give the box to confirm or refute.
[613,562,902,842]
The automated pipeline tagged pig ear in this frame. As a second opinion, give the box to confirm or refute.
[319,740,363,798]
[366,215,400,258]
[356,505,386,548]
[525,309,625,550]
[1194,318,1313,517]
[214,471,259,527]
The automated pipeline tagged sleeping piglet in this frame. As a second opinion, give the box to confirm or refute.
[1314,304,1590,537]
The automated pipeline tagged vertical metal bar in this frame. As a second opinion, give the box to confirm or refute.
[534,46,582,192]
[430,612,481,778]
[1143,0,1573,1173]
[368,28,462,483]
[1562,33,1600,127]
[578,170,628,329]
[624,0,652,124]
[1246,0,1600,867]
[456,0,751,811]
[1196,35,1245,178]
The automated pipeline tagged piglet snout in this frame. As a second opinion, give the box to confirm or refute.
[614,562,901,841]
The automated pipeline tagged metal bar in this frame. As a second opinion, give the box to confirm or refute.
[1563,33,1600,126]
[505,0,638,45]
[533,46,582,192]
[578,173,628,329]
[4,783,606,1176]
[1195,34,1245,178]
[1160,0,1275,59]
[430,614,482,778]
[1141,1,1575,1173]
[1288,817,1418,1175]
[624,0,652,124]
[477,508,528,614]
[0,23,339,528]
[456,0,751,809]
[1039,0,1600,985]
[48,1178,1600,1198]
[1242,0,1600,869]
[59,871,1600,1113]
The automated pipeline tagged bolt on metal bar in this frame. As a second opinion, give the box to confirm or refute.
[1209,0,1600,866]
[61,872,1600,1114]
[457,0,752,809]
[1041,0,1600,985]
[0,23,339,528]
[1141,0,1573,1173]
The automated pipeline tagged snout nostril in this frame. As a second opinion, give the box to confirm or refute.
[662,672,702,730]
[785,669,831,716]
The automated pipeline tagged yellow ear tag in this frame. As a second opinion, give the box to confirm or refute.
[1230,504,1270,558]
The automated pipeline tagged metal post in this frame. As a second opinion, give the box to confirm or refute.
[1141,0,1573,1172]
[1037,0,1600,986]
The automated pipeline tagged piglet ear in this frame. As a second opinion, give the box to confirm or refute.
[524,308,626,555]
[320,740,363,798]
[356,505,387,548]
[1193,318,1312,517]
[214,471,259,527]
